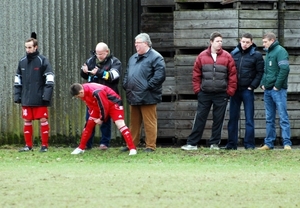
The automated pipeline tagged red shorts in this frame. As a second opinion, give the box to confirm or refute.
[89,104,124,122]
[22,106,49,120]
[108,104,125,121]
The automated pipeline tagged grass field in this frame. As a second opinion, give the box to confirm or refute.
[1,145,300,208]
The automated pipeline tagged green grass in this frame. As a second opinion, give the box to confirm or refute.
[1,146,300,208]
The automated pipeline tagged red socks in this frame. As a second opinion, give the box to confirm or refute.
[120,126,136,150]
[79,119,96,150]
[41,121,49,147]
[24,121,33,147]
[23,121,50,148]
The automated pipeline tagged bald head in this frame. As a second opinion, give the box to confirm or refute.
[95,42,110,61]
[95,42,108,51]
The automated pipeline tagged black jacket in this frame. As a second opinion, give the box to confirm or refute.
[123,48,166,105]
[80,53,121,94]
[231,43,264,91]
[14,51,54,106]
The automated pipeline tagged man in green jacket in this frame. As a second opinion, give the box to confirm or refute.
[258,32,292,150]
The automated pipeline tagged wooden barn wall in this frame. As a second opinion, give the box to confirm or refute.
[141,0,300,144]
[0,0,140,145]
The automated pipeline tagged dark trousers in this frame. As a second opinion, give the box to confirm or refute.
[85,107,111,148]
[227,89,255,149]
[187,91,228,146]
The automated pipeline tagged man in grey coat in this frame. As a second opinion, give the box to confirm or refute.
[122,33,166,152]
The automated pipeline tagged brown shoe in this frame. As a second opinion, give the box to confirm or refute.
[257,145,270,150]
[284,145,292,150]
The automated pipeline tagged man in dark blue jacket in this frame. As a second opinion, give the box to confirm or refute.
[222,33,264,150]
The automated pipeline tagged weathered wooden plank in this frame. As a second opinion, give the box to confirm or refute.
[287,84,300,92]
[239,10,278,19]
[175,129,228,140]
[175,55,197,66]
[165,70,175,78]
[174,10,238,20]
[222,0,278,3]
[152,42,174,50]
[141,13,173,32]
[176,75,193,84]
[174,19,238,30]
[148,32,173,40]
[175,67,193,78]
[289,55,300,64]
[239,20,278,29]
[239,29,278,38]
[162,77,176,95]
[177,88,195,95]
[240,119,276,127]
[250,38,265,47]
[157,109,176,119]
[174,29,238,39]
[280,11,300,20]
[176,119,230,130]
[174,38,238,48]
[158,129,176,138]
[289,66,300,74]
[164,57,175,77]
[284,21,300,29]
[158,119,175,129]
[282,38,300,48]
[141,0,175,6]
[290,123,300,132]
[240,129,280,138]
[241,118,300,130]
[176,101,198,110]
[282,29,300,38]
[157,102,176,111]
[142,25,173,33]
[286,76,300,83]
[279,2,300,10]
[141,13,173,22]
[289,129,300,138]
[148,32,174,50]
[235,2,278,10]
[165,57,175,67]
[176,0,227,2]
[174,110,198,120]
[175,66,194,74]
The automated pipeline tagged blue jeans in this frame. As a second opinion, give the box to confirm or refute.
[85,107,111,148]
[227,89,255,149]
[264,89,291,148]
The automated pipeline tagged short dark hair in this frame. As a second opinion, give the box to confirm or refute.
[70,83,83,96]
[210,31,222,42]
[25,38,38,47]
[263,32,277,41]
[242,33,253,41]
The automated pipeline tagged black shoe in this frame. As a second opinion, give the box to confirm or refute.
[39,146,48,152]
[18,146,32,152]
[120,147,129,152]
[220,146,237,150]
[144,148,154,152]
